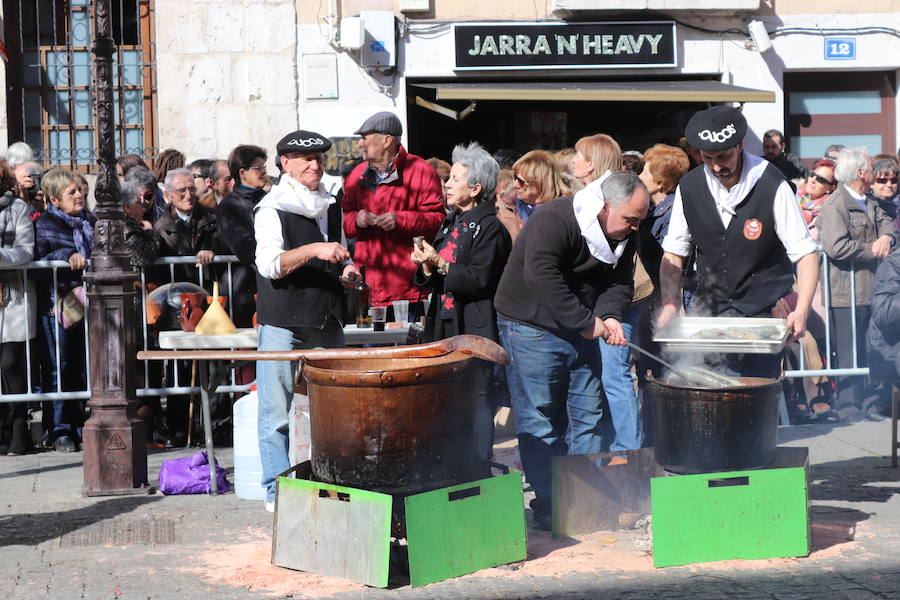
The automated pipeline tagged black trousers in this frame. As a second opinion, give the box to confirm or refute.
[829,305,884,410]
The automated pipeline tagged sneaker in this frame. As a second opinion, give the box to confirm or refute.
[265,500,275,513]
[54,436,77,453]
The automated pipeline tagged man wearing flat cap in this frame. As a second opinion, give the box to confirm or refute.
[254,129,361,511]
[657,105,819,378]
[342,111,444,312]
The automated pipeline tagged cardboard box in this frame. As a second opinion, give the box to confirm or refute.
[651,446,810,568]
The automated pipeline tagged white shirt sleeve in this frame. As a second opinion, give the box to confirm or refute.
[773,181,819,262]
[660,186,693,257]
[254,206,285,279]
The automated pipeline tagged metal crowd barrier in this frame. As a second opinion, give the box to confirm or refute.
[0,255,251,402]
[0,250,872,401]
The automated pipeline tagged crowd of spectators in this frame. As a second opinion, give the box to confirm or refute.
[1,112,900,528]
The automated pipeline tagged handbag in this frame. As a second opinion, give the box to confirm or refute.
[55,285,87,329]
[158,450,231,495]
[631,252,655,305]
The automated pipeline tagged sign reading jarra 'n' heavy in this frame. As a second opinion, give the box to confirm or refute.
[454,21,676,70]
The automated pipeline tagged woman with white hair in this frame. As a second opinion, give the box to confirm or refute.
[4,142,35,169]
[411,141,512,459]
[818,146,896,420]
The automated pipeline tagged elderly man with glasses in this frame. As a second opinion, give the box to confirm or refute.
[818,147,896,421]
[342,111,444,319]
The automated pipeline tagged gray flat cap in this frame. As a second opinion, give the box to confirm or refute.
[354,111,402,136]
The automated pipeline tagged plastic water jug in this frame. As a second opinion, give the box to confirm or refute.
[289,392,312,466]
[232,385,266,500]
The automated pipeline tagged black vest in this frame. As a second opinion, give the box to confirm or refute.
[256,202,345,328]
[680,163,794,316]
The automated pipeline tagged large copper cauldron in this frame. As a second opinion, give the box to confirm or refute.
[649,376,782,474]
[298,336,508,494]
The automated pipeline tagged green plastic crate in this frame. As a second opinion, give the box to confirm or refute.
[405,470,527,587]
[272,463,526,588]
[651,446,810,568]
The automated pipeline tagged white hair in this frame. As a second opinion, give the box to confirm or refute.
[164,168,193,193]
[834,147,870,185]
[450,142,499,203]
[4,142,35,168]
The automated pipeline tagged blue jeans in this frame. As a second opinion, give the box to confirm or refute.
[257,320,344,502]
[599,305,643,452]
[498,318,606,515]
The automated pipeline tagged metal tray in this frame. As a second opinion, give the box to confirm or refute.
[653,317,790,355]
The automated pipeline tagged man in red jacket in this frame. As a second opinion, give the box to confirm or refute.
[342,111,444,312]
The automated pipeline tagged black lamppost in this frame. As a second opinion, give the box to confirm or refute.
[81,0,149,495]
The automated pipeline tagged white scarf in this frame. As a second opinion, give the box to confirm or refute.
[704,151,769,217]
[255,175,334,218]
[572,171,629,267]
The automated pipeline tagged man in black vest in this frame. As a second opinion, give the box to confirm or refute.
[254,130,361,511]
[657,106,819,378]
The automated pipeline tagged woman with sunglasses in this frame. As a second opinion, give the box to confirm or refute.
[511,150,568,226]
[866,156,900,225]
[797,158,837,239]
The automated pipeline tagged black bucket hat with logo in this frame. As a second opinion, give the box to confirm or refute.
[684,106,747,151]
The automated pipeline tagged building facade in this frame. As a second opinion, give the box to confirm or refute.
[1,1,897,171]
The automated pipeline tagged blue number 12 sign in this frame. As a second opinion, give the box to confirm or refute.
[825,38,856,60]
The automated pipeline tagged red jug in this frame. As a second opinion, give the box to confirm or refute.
[179,292,206,332]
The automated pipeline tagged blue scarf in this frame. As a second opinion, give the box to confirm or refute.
[515,197,537,224]
[48,204,95,258]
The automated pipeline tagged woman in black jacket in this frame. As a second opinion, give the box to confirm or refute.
[411,142,512,459]
[217,145,269,327]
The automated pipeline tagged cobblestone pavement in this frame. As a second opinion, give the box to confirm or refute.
[2,419,899,599]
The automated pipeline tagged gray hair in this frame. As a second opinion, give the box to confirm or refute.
[450,142,499,204]
[164,168,193,193]
[600,170,648,208]
[872,157,899,177]
[834,147,870,185]
[119,182,139,205]
[124,165,157,190]
[5,142,35,168]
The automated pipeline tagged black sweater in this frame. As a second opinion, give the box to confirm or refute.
[493,196,635,341]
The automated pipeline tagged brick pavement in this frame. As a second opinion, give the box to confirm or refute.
[1,419,899,599]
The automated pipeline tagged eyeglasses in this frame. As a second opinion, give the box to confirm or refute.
[192,172,205,179]
[172,186,196,195]
[248,165,267,172]
[810,173,836,186]
[875,177,898,185]
[514,174,528,186]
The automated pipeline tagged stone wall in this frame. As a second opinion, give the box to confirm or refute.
[154,0,299,169]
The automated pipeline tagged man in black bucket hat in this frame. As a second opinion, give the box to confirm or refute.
[656,105,819,378]
[253,128,361,512]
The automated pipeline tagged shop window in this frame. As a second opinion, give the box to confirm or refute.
[3,0,157,172]
[785,72,896,167]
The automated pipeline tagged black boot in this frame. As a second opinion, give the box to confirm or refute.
[7,418,34,455]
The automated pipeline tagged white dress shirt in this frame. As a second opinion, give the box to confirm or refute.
[662,151,818,262]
